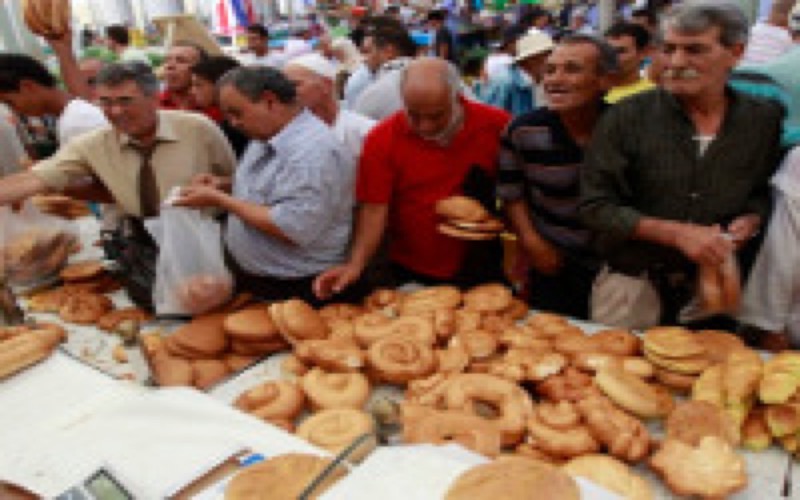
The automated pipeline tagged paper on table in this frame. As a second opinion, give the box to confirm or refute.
[321,444,623,500]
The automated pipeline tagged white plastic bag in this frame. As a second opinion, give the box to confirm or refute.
[0,200,78,286]
[147,207,233,316]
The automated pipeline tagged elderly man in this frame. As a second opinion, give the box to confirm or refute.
[160,42,208,111]
[176,67,353,304]
[0,62,235,217]
[240,24,285,68]
[480,29,555,116]
[498,35,616,319]
[314,57,510,299]
[283,54,375,169]
[580,1,784,328]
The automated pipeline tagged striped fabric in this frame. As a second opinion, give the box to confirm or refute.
[497,107,592,254]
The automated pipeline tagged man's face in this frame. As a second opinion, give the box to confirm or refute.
[517,52,551,83]
[607,35,642,80]
[0,81,45,116]
[79,59,104,100]
[162,45,202,93]
[246,32,267,54]
[361,35,380,72]
[543,43,607,112]
[219,85,277,140]
[283,66,327,112]
[660,26,742,99]
[190,75,216,109]
[96,80,158,139]
[402,85,456,142]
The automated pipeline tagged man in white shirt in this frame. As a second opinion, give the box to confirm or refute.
[741,0,796,63]
[106,24,151,66]
[0,54,107,146]
[239,24,286,68]
[284,53,375,169]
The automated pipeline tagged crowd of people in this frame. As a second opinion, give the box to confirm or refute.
[1,0,800,351]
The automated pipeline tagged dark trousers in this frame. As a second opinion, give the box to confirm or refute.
[224,249,369,307]
[527,256,599,321]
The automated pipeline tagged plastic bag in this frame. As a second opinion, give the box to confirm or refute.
[679,253,742,323]
[146,207,233,316]
[0,200,78,286]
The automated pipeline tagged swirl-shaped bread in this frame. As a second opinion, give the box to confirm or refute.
[296,408,376,463]
[367,335,436,384]
[301,367,370,410]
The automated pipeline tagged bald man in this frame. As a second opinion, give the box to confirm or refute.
[283,54,375,170]
[315,57,510,299]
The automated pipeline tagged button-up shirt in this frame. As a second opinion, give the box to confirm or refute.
[33,110,236,216]
[580,87,783,273]
[225,110,353,278]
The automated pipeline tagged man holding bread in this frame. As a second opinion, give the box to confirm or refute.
[314,57,510,300]
[579,1,783,329]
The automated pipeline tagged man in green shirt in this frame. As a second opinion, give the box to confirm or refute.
[580,1,784,328]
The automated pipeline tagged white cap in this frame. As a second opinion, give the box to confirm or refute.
[513,28,555,63]
[285,53,337,81]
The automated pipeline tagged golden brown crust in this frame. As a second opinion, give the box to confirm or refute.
[169,313,229,357]
[402,403,503,457]
[294,338,365,372]
[301,367,370,410]
[96,307,151,332]
[59,293,113,324]
[666,400,740,446]
[462,284,513,313]
[223,304,279,342]
[191,359,230,390]
[270,299,329,343]
[367,335,436,384]
[225,453,346,500]
[434,195,490,222]
[235,380,306,421]
[296,408,376,463]
[562,455,654,500]
[576,395,651,463]
[595,366,672,419]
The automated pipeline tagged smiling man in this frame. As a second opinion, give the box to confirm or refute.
[580,1,784,328]
[497,35,617,318]
[0,62,235,217]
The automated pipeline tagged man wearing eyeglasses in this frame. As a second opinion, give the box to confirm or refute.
[0,62,235,218]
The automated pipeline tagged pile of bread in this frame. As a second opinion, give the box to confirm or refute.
[25,260,151,333]
[0,323,65,380]
[30,195,91,220]
[21,0,71,38]
[2,229,77,286]
[178,283,799,499]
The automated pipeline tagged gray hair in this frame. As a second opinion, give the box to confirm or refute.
[559,34,619,75]
[660,1,749,47]
[94,61,158,95]
[399,60,462,102]
[217,66,296,103]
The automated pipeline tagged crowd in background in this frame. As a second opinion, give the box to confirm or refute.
[1,0,800,352]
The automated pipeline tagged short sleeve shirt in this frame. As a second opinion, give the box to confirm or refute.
[357,98,510,278]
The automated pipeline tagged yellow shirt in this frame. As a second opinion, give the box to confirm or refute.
[33,110,236,216]
[605,78,656,104]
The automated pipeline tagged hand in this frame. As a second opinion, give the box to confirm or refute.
[313,262,364,300]
[674,224,734,266]
[190,173,227,190]
[727,214,761,248]
[523,237,563,276]
[172,185,225,209]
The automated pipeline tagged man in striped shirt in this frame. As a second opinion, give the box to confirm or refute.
[497,35,617,319]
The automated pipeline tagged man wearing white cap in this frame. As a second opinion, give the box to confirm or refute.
[480,28,555,116]
[284,53,376,170]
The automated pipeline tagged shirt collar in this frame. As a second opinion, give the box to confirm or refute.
[265,109,315,156]
[119,110,180,148]
[377,57,411,77]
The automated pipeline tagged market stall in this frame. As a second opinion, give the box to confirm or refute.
[1,212,799,499]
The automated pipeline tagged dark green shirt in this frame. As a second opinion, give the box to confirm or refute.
[580,87,783,273]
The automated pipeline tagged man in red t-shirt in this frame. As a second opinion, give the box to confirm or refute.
[159,42,207,111]
[314,57,510,299]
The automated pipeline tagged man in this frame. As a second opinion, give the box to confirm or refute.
[78,57,105,100]
[240,24,285,68]
[175,67,354,304]
[353,19,418,120]
[498,35,616,319]
[106,24,151,65]
[604,21,654,103]
[428,9,457,63]
[0,54,106,146]
[314,57,510,299]
[580,2,783,327]
[0,62,235,217]
[343,31,378,109]
[160,42,208,111]
[284,54,375,169]
[480,29,555,116]
[741,0,795,64]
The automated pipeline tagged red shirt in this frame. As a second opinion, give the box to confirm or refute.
[356,98,510,278]
[159,90,222,122]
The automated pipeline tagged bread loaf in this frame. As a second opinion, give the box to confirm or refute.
[0,332,54,380]
[22,0,71,38]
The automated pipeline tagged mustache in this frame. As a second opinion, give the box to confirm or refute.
[663,68,700,80]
